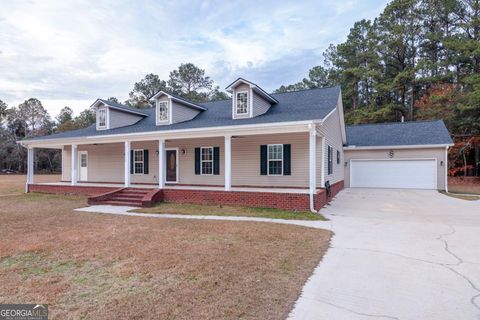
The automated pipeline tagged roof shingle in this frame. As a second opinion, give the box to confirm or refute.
[346,120,453,147]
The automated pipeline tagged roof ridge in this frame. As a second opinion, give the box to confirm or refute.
[270,85,341,96]
[346,119,442,127]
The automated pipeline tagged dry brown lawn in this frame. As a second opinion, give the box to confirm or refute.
[448,183,480,195]
[0,174,61,195]
[0,192,331,320]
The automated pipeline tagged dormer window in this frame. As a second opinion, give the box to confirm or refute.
[236,92,248,115]
[157,101,169,122]
[98,108,107,128]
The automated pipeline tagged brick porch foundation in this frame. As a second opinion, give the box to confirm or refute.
[28,180,344,211]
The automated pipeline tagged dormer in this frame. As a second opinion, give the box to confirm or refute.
[91,99,147,131]
[150,91,207,126]
[225,78,278,120]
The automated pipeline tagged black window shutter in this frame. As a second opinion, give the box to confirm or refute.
[213,147,220,175]
[260,145,267,175]
[143,149,149,174]
[194,147,201,175]
[283,144,291,175]
[130,150,134,174]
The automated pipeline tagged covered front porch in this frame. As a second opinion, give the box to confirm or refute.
[25,123,340,211]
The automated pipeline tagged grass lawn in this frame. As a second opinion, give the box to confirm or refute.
[0,192,331,319]
[439,191,480,201]
[136,203,326,221]
[0,174,61,195]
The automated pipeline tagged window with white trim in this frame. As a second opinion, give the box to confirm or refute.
[327,146,333,175]
[201,147,213,175]
[158,101,169,122]
[236,92,248,114]
[98,108,106,128]
[134,149,144,174]
[268,144,283,175]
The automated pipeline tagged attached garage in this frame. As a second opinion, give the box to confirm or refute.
[350,159,436,189]
[344,121,453,191]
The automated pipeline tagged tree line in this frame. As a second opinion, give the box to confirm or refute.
[0,63,226,173]
[275,0,480,138]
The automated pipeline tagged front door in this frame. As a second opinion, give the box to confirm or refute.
[166,149,178,183]
[78,151,88,181]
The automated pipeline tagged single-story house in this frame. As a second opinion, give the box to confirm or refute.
[20,78,453,211]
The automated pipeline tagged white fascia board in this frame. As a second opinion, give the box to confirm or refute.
[151,91,206,111]
[21,119,322,147]
[344,144,454,151]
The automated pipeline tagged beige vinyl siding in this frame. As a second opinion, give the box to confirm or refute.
[109,108,142,129]
[344,148,447,189]
[316,107,345,186]
[63,146,71,181]
[252,91,271,117]
[171,101,200,123]
[231,132,309,187]
[165,137,225,185]
[232,83,251,119]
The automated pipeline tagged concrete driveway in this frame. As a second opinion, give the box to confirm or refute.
[290,188,480,320]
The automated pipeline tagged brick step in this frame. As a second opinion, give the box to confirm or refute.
[111,196,145,202]
[124,188,152,193]
[99,200,142,207]
[116,193,146,198]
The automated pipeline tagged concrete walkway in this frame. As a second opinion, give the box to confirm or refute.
[289,188,480,320]
[74,205,332,230]
[76,189,480,319]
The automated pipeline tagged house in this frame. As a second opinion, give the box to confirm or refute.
[20,78,453,211]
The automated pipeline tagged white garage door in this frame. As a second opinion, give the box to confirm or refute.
[350,159,437,189]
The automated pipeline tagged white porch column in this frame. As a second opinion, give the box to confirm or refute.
[320,136,326,188]
[71,144,78,185]
[224,135,232,191]
[158,139,165,188]
[124,141,131,187]
[309,128,317,195]
[26,147,34,191]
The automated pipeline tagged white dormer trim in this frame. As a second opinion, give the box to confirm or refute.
[150,90,207,111]
[226,77,278,104]
[234,90,249,116]
[156,99,171,125]
[96,105,110,130]
[249,86,253,118]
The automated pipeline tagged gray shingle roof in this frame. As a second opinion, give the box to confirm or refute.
[29,86,341,141]
[346,120,453,147]
[97,99,149,116]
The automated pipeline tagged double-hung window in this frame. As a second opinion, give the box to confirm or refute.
[268,144,283,175]
[327,146,333,175]
[133,149,144,174]
[201,147,213,175]
[98,108,106,128]
[158,101,169,122]
[236,92,248,114]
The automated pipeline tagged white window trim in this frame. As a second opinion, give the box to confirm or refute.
[97,106,109,130]
[267,144,284,176]
[235,91,249,116]
[133,149,145,175]
[200,146,214,176]
[327,145,333,175]
[156,100,170,125]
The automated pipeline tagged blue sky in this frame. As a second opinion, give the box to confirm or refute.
[0,0,389,116]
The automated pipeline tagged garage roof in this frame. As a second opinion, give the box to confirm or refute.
[346,120,453,147]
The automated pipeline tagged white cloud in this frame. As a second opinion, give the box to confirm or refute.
[0,0,389,116]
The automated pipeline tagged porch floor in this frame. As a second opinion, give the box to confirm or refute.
[34,181,315,194]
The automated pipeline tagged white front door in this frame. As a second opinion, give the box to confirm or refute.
[78,151,88,181]
[350,159,437,189]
